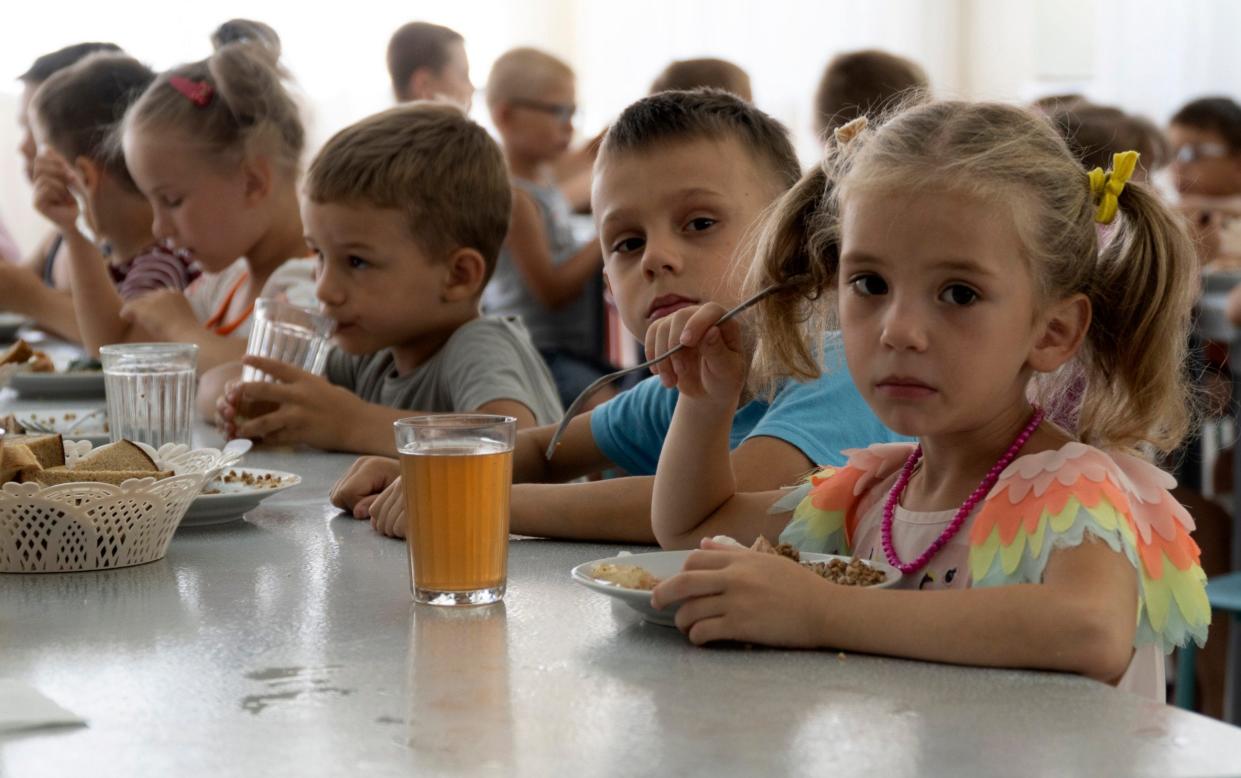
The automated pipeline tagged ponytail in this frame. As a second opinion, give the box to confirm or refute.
[124,19,303,175]
[1073,181,1198,455]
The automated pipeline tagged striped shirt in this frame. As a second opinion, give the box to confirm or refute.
[108,243,201,301]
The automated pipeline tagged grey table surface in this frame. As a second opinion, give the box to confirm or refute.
[3,364,1241,776]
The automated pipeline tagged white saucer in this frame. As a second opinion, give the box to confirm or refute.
[571,549,901,626]
[180,468,302,527]
[11,407,110,446]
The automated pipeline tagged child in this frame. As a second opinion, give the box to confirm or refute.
[0,41,122,335]
[386,21,472,109]
[483,48,610,409]
[330,90,903,540]
[207,102,563,455]
[650,58,752,101]
[813,49,928,136]
[95,20,315,371]
[22,53,199,349]
[647,102,1209,702]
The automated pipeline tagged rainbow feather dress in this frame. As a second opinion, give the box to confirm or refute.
[774,441,1209,696]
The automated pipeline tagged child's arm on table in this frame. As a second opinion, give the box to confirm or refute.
[505,188,602,309]
[227,355,539,454]
[0,261,79,341]
[654,537,1138,683]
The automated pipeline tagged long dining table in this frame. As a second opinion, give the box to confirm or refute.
[3,383,1241,776]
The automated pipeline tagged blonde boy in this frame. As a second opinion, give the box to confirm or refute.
[207,103,562,452]
[483,48,611,409]
[332,90,902,539]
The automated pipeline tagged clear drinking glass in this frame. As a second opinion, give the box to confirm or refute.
[100,343,198,449]
[238,299,334,420]
[241,299,334,382]
[394,415,516,606]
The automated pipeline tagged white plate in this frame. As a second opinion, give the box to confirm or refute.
[11,407,110,446]
[571,550,901,627]
[180,468,302,527]
[0,313,28,342]
[8,370,105,399]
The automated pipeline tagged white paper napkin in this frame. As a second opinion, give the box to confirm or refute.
[0,680,85,733]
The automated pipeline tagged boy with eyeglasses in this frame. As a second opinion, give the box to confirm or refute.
[484,47,613,411]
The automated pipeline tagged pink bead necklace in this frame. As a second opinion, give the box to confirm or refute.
[881,407,1045,575]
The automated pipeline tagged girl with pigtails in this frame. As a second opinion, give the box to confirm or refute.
[643,101,1209,699]
[73,20,315,371]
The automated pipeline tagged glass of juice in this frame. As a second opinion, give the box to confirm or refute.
[394,415,516,606]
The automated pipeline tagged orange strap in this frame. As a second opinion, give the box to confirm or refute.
[203,271,254,336]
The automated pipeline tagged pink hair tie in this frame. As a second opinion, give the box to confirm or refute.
[169,75,214,108]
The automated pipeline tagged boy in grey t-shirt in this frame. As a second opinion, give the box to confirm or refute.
[207,103,562,454]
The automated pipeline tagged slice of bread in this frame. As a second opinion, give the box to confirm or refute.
[3,433,65,469]
[33,467,175,486]
[73,440,158,472]
[0,339,33,367]
[1,443,43,483]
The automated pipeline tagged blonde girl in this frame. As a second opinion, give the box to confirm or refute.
[98,19,313,371]
[646,101,1209,700]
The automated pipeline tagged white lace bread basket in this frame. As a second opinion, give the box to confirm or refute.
[0,441,245,573]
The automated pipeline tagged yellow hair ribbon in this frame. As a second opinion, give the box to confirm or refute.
[1087,150,1140,225]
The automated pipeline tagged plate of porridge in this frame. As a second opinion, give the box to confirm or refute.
[180,467,302,526]
[571,536,901,626]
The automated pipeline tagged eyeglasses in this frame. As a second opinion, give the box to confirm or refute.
[1174,142,1231,165]
[510,98,576,123]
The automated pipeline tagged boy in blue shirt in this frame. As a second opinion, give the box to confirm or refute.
[331,90,903,541]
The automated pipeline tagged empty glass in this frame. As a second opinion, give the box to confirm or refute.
[100,343,198,448]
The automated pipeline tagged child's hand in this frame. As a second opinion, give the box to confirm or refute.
[644,303,747,406]
[30,151,81,234]
[329,455,400,518]
[120,289,200,341]
[366,476,406,539]
[650,538,835,648]
[229,355,367,448]
[214,377,243,439]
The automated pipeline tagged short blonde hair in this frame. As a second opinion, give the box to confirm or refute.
[306,102,511,277]
[485,47,574,108]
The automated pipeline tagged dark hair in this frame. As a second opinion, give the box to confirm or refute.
[19,42,122,84]
[124,19,303,175]
[1052,103,1171,172]
[814,49,929,135]
[650,58,752,101]
[307,103,511,279]
[600,88,801,191]
[1170,97,1241,153]
[386,22,464,101]
[32,53,155,192]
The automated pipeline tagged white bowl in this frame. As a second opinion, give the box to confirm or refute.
[0,442,246,572]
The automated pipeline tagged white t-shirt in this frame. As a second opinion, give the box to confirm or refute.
[186,258,317,339]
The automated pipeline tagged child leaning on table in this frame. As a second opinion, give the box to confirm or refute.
[25,53,199,348]
[645,103,1209,701]
[330,90,903,539]
[81,20,316,371]
[203,102,563,454]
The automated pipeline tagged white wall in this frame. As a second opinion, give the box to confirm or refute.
[1,0,1237,257]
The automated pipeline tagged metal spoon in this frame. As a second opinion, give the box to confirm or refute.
[544,282,784,460]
